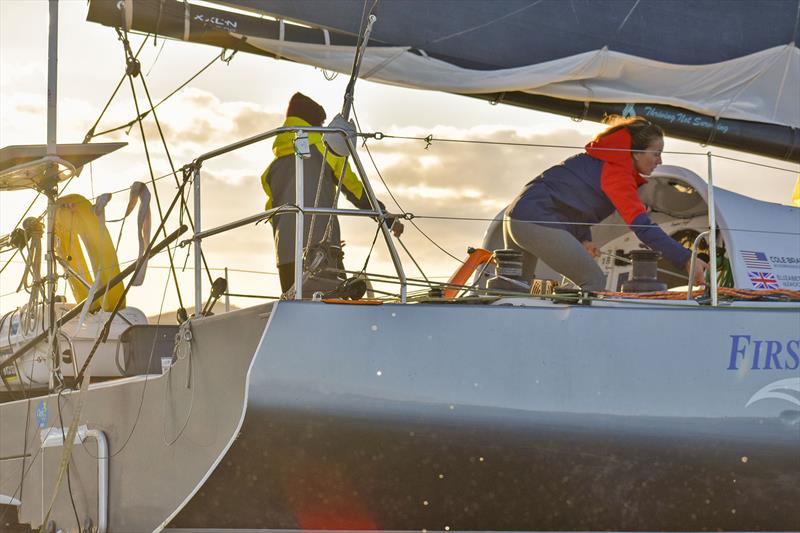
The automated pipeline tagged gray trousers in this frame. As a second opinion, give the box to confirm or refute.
[503,217,607,291]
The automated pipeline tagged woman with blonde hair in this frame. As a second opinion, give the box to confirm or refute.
[504,116,708,291]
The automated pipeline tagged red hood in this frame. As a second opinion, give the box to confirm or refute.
[585,129,646,185]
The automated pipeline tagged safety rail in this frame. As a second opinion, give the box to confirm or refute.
[687,230,711,300]
[705,152,718,306]
[189,125,407,311]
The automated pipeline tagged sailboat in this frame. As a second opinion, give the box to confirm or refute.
[1,1,799,531]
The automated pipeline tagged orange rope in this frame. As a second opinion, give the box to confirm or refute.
[322,298,384,305]
[597,287,800,301]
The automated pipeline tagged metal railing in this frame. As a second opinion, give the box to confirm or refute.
[186,124,728,310]
[685,154,718,305]
[40,425,108,533]
[705,152,718,306]
[189,125,407,312]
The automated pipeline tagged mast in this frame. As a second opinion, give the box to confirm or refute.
[45,0,60,389]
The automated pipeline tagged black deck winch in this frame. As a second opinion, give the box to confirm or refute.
[487,249,527,292]
[621,249,668,292]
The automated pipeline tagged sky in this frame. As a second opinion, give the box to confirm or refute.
[1,0,798,317]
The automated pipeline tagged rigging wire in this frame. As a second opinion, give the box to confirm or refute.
[352,108,439,283]
[1,215,796,301]
[87,45,232,141]
[354,223,383,279]
[352,107,464,265]
[117,28,215,288]
[117,29,187,311]
[709,153,799,173]
[82,35,150,144]
[363,132,800,173]
[145,38,168,77]
[393,234,432,286]
[405,214,800,236]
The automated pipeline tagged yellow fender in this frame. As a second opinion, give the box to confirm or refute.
[54,194,124,311]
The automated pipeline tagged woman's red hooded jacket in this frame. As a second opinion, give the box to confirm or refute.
[509,129,691,268]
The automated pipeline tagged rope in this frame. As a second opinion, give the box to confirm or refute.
[56,388,83,532]
[598,287,800,301]
[305,143,331,253]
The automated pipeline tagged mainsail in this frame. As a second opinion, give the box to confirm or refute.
[87,0,800,161]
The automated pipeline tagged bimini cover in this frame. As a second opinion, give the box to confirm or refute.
[652,166,800,291]
[217,0,800,130]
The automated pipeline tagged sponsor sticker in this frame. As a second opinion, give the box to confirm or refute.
[35,400,48,429]
[740,250,800,289]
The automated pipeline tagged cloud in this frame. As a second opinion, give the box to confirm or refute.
[15,102,42,115]
[360,126,588,224]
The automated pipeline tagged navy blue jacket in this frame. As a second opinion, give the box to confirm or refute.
[509,129,691,268]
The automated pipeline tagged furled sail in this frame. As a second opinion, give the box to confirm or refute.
[87,0,800,161]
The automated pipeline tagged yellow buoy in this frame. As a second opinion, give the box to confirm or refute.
[54,194,124,311]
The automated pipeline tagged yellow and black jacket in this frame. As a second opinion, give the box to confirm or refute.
[260,116,374,266]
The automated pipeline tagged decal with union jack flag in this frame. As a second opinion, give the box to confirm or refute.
[748,271,779,289]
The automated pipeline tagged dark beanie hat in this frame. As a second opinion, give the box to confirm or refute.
[286,92,326,126]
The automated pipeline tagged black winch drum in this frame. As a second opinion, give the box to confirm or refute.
[621,249,668,292]
[487,249,526,291]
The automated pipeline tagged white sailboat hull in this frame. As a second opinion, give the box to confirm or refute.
[1,299,798,531]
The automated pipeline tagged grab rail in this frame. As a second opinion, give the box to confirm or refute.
[40,425,108,533]
[687,230,710,300]
[705,152,718,306]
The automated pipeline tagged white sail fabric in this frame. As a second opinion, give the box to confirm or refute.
[241,35,800,129]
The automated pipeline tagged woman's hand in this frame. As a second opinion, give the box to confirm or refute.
[686,257,709,286]
[582,241,601,258]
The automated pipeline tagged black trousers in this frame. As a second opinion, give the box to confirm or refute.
[278,262,296,293]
